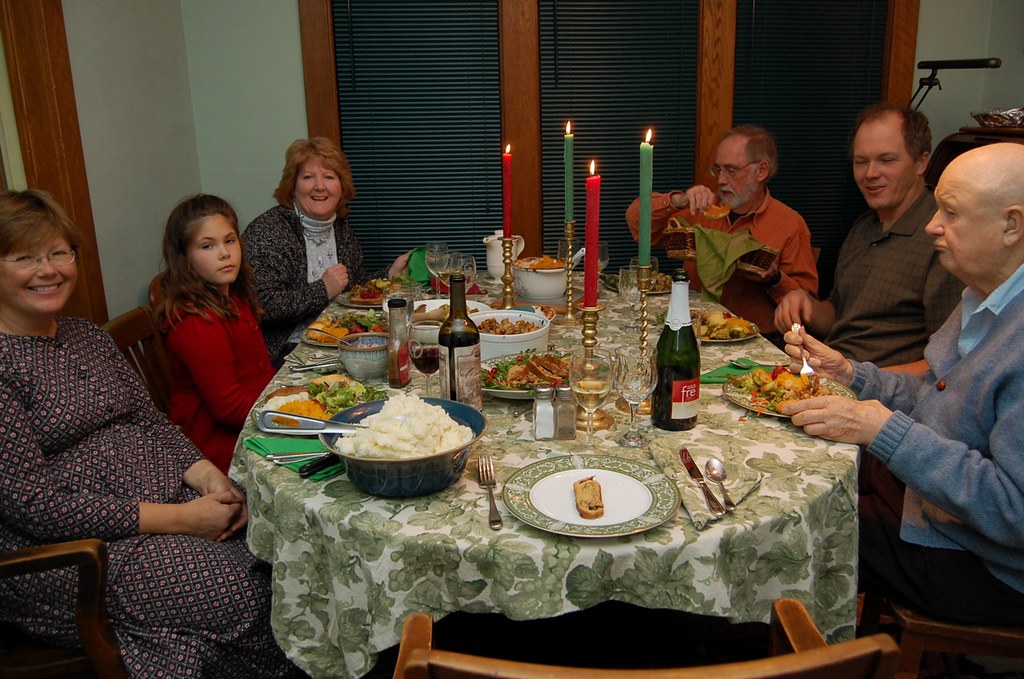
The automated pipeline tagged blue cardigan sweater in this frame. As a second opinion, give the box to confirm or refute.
[851,291,1024,594]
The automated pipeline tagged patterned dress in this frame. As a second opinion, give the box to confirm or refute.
[0,318,299,678]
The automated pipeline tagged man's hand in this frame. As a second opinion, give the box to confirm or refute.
[684,185,718,214]
[774,289,816,334]
[782,396,891,446]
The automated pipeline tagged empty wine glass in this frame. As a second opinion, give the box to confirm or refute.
[596,242,610,273]
[569,348,613,446]
[409,321,442,397]
[613,345,657,447]
[628,255,659,292]
[425,242,448,299]
[619,266,641,331]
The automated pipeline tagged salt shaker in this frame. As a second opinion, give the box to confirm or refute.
[554,384,577,440]
[533,385,555,440]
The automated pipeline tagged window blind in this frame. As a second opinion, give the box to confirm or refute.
[539,0,698,275]
[332,2,500,273]
[733,0,888,297]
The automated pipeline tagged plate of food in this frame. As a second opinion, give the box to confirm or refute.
[302,311,388,346]
[256,374,390,421]
[722,367,856,418]
[601,272,672,294]
[339,278,395,307]
[480,350,569,400]
[699,310,759,342]
[501,454,679,537]
[411,299,491,322]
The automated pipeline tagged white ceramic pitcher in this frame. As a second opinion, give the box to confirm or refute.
[482,230,525,278]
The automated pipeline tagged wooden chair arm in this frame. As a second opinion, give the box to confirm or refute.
[770,598,828,654]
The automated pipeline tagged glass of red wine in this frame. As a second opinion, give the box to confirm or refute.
[409,320,442,397]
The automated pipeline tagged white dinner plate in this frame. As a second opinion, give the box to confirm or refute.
[502,455,679,537]
[721,378,856,418]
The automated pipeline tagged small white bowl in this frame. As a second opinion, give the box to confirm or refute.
[513,258,568,300]
[470,309,550,361]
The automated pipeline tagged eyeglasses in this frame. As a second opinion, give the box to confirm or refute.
[0,249,77,271]
[709,161,757,179]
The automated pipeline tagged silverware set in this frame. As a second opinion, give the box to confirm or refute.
[679,448,733,517]
[477,455,502,531]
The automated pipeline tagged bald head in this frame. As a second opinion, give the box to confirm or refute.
[941,143,1024,209]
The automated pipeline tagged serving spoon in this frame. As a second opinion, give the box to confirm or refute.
[258,411,368,436]
[704,458,736,512]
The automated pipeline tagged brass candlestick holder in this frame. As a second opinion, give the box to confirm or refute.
[499,236,516,309]
[616,264,654,415]
[557,220,579,324]
[576,301,613,430]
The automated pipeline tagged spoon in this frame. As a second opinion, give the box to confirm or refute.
[704,458,736,512]
[257,410,368,436]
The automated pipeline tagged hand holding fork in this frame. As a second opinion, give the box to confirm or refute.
[477,455,502,531]
[791,323,819,391]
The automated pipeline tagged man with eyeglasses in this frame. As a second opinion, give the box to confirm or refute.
[774,103,964,371]
[626,124,818,344]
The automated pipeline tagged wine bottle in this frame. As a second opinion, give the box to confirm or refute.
[651,269,700,430]
[438,273,483,408]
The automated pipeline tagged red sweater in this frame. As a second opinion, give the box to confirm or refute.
[164,297,275,473]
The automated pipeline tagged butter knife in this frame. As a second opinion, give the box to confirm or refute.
[679,448,726,518]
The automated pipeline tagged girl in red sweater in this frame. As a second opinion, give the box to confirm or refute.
[157,194,275,473]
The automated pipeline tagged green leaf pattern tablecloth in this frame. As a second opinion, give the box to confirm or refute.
[231,279,859,679]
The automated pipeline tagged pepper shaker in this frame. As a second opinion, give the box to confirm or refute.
[554,384,577,440]
[533,385,555,440]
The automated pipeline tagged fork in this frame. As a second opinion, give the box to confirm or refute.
[477,456,503,531]
[791,323,819,390]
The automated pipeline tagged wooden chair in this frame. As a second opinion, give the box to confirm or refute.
[147,272,165,310]
[101,306,172,413]
[393,598,900,679]
[0,539,128,679]
[861,594,1024,679]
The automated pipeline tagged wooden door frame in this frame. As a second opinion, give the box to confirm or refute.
[0,0,108,323]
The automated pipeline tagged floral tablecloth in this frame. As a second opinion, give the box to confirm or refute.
[231,278,859,679]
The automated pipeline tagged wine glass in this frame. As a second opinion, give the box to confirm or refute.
[568,349,614,446]
[460,255,478,292]
[619,266,641,331]
[596,242,610,273]
[425,242,448,299]
[613,345,657,447]
[409,321,442,397]
[440,251,464,290]
[628,255,659,294]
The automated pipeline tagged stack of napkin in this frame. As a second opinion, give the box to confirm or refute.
[649,439,762,530]
[694,224,764,302]
[243,437,345,481]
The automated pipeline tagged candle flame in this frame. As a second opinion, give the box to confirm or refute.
[645,128,653,143]
[566,121,572,135]
[589,160,596,175]
[505,144,511,154]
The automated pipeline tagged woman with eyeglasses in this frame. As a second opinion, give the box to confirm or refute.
[0,189,301,677]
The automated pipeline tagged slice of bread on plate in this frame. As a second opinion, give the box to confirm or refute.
[573,476,604,519]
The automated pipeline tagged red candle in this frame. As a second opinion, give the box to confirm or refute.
[502,144,512,238]
[584,160,600,307]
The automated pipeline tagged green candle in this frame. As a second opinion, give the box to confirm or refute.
[564,121,574,223]
[639,129,653,265]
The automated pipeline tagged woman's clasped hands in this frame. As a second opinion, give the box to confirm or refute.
[779,326,892,446]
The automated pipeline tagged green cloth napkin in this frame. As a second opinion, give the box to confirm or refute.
[700,358,771,384]
[649,439,763,530]
[243,437,345,481]
[693,224,764,303]
[407,246,430,283]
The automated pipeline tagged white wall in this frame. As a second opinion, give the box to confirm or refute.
[63,0,203,316]
[179,0,307,228]
[62,0,306,318]
[915,0,1024,143]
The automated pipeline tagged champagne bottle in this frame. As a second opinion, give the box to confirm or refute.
[438,273,483,409]
[651,269,700,430]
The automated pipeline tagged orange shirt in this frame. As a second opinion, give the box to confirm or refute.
[626,190,818,332]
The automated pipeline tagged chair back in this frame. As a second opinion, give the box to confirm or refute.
[148,271,165,309]
[0,539,128,678]
[393,599,899,679]
[102,306,172,413]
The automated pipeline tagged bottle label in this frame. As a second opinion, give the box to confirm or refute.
[670,378,700,419]
[439,344,482,409]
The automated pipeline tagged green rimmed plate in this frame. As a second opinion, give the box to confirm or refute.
[501,454,679,537]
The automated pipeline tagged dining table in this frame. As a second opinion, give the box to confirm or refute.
[230,273,861,679]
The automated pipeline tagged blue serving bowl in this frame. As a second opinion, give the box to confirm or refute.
[318,398,487,497]
[337,332,389,381]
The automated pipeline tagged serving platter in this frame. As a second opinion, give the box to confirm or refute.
[721,378,856,418]
[502,454,679,537]
[701,321,760,343]
[480,350,568,400]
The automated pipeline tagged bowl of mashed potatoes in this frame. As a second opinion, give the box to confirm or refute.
[319,393,486,497]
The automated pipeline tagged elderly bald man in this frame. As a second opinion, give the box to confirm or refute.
[780,143,1024,625]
